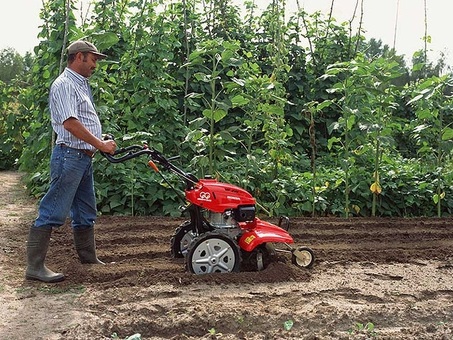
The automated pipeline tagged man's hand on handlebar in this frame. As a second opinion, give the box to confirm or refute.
[98,139,117,155]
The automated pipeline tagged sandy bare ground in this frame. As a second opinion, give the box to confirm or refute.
[1,171,453,339]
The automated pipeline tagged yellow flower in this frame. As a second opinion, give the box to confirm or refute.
[370,182,382,194]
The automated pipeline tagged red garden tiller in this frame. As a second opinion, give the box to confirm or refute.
[101,137,315,275]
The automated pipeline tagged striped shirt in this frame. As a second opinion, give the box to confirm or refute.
[49,67,102,151]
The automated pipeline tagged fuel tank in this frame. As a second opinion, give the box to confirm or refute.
[185,178,256,213]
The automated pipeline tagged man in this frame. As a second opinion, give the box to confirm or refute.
[25,40,117,283]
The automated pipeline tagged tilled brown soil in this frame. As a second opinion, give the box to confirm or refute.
[1,171,453,339]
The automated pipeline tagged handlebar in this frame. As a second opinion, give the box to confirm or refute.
[100,134,163,164]
[100,135,198,187]
[100,145,162,164]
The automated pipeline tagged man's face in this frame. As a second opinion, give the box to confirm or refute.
[76,52,100,78]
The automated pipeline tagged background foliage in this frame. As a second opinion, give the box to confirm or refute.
[1,0,452,217]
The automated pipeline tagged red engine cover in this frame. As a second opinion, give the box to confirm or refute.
[185,178,256,212]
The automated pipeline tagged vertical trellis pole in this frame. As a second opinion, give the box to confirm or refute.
[423,0,428,77]
[393,0,399,50]
[52,0,71,147]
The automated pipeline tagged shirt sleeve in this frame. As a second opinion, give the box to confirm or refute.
[49,81,79,124]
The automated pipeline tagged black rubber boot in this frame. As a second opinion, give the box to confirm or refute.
[73,227,105,264]
[25,227,65,283]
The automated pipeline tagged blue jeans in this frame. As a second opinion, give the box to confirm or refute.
[35,144,97,230]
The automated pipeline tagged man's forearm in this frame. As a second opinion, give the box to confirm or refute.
[63,117,103,149]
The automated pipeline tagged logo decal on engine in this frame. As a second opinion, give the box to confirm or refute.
[226,196,240,201]
[244,235,255,244]
[198,192,211,201]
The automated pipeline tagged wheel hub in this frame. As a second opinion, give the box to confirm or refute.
[188,234,240,275]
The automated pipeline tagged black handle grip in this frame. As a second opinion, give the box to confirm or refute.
[100,144,154,163]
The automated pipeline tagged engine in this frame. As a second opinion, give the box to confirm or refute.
[205,205,256,238]
[207,210,239,229]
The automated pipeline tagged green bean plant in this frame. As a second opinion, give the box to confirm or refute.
[323,54,403,216]
[301,100,334,216]
[184,38,241,176]
[407,73,453,217]
[323,71,360,217]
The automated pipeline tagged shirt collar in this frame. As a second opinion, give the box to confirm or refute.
[64,67,89,86]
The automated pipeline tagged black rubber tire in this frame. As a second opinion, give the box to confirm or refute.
[170,221,195,258]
